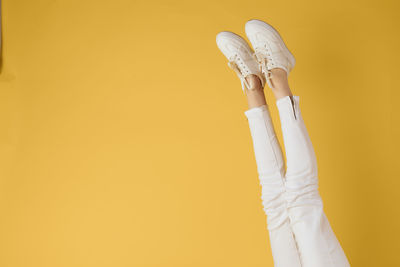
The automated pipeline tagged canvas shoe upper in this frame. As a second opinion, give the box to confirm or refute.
[216,31,265,92]
[245,20,296,88]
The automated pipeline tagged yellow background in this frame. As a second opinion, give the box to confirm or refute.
[1,0,399,266]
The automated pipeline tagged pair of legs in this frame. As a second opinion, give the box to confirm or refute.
[243,71,350,266]
[245,69,291,107]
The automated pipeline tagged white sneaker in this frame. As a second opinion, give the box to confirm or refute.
[245,19,296,88]
[216,31,265,92]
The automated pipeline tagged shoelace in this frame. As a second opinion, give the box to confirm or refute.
[254,48,274,89]
[227,57,251,92]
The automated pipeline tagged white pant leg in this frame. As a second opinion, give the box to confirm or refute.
[276,95,350,267]
[245,105,302,267]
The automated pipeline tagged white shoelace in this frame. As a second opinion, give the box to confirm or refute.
[254,48,274,89]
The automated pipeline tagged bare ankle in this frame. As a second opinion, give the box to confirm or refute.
[269,69,292,100]
[245,75,263,91]
[270,69,288,86]
[245,86,266,109]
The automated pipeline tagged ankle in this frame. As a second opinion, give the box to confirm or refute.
[245,74,263,90]
[269,69,292,100]
[245,86,266,109]
[272,88,292,100]
[270,68,288,85]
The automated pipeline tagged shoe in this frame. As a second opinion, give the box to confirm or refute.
[245,19,295,88]
[216,31,265,91]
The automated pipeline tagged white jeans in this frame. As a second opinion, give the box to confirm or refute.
[244,95,350,267]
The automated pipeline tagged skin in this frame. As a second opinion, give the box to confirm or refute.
[244,69,293,109]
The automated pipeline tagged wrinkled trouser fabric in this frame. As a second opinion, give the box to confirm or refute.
[244,95,350,267]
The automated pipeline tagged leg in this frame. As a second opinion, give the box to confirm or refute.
[216,31,302,266]
[244,75,302,267]
[271,71,350,267]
